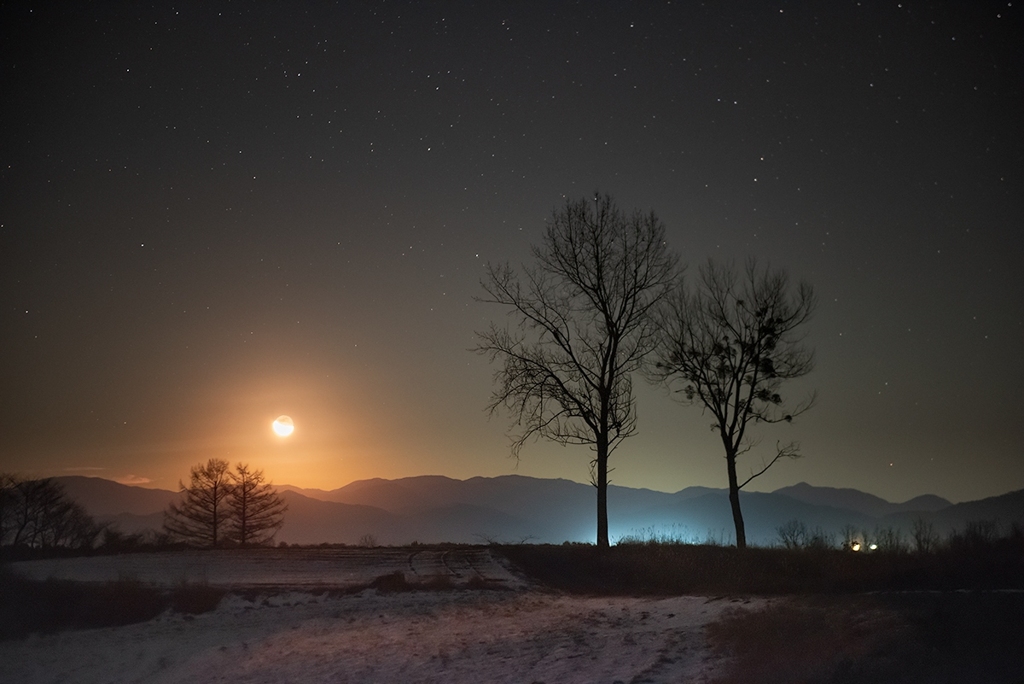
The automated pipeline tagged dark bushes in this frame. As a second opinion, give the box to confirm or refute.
[707,593,1024,684]
[0,565,225,640]
[497,531,1024,596]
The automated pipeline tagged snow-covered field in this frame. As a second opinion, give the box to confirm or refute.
[3,549,764,683]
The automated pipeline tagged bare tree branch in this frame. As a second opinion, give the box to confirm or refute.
[739,442,803,489]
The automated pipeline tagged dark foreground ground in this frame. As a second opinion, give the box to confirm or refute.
[4,541,1023,682]
[498,542,1024,683]
[706,592,1024,684]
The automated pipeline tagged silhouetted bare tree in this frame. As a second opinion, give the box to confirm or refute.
[164,459,233,547]
[9,477,64,547]
[0,473,16,546]
[476,193,678,547]
[38,495,101,549]
[0,475,102,550]
[652,259,815,549]
[228,463,286,546]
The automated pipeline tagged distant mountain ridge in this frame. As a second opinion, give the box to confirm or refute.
[772,482,952,518]
[50,476,180,517]
[53,475,1023,547]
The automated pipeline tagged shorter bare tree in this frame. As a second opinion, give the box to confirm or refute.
[228,463,286,546]
[164,459,233,548]
[652,258,815,549]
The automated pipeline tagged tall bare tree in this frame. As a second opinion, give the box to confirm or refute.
[228,463,287,546]
[476,193,678,547]
[652,259,815,549]
[164,459,233,548]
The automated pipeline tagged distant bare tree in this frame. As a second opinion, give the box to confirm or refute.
[164,459,233,548]
[840,524,864,551]
[652,259,815,549]
[776,519,809,550]
[476,193,678,547]
[228,463,287,546]
[910,517,939,554]
[873,525,908,554]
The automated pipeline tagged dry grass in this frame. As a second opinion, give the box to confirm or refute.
[706,592,1024,683]
[499,540,1024,681]
[496,537,1024,595]
[706,596,903,682]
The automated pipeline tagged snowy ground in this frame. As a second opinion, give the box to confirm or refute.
[3,549,764,683]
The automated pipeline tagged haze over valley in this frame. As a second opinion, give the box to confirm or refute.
[56,475,1023,548]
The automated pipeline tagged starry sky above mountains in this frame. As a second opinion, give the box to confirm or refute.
[2,1,1021,503]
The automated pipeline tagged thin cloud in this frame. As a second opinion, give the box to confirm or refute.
[116,474,153,486]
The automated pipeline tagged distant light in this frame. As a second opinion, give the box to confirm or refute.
[851,541,861,552]
[869,543,878,551]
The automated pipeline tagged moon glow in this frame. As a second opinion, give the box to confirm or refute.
[272,415,294,437]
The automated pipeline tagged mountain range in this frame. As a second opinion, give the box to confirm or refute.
[54,475,1023,547]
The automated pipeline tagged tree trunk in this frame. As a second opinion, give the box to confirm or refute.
[595,437,610,548]
[211,491,221,548]
[726,452,747,549]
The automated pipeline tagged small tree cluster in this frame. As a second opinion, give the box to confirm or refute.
[803,519,1020,555]
[0,474,103,550]
[164,459,286,548]
[775,519,834,551]
[910,517,939,554]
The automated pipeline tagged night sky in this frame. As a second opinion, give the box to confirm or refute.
[2,1,1021,504]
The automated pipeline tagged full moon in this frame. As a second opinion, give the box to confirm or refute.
[272,415,294,437]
